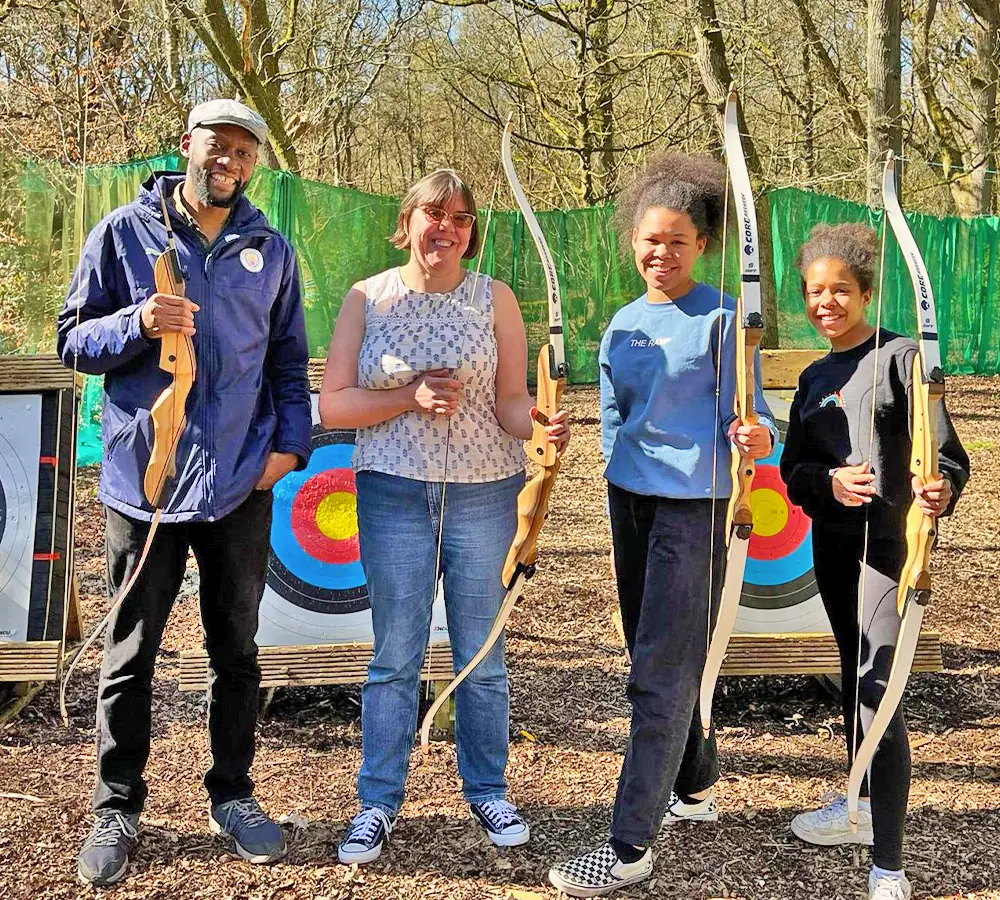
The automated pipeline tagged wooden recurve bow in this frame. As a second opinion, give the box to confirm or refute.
[846,151,944,827]
[699,87,765,737]
[419,119,567,751]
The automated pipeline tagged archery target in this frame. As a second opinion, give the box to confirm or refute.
[256,395,447,646]
[0,395,42,642]
[734,390,831,634]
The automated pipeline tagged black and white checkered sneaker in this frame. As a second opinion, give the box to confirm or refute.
[661,789,719,825]
[548,843,652,897]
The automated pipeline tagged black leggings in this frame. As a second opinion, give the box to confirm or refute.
[812,525,911,871]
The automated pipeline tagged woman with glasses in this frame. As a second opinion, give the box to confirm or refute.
[319,169,569,864]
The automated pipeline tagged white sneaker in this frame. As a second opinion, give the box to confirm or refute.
[869,870,912,899]
[790,792,873,846]
[469,799,530,847]
[548,843,652,897]
[661,790,718,825]
[337,807,394,864]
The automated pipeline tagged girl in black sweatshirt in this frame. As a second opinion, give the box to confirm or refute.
[780,224,969,900]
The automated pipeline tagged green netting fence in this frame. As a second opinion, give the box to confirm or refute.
[1,154,997,466]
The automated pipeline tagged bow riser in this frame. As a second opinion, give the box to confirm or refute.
[728,302,763,537]
[897,358,942,614]
[144,251,196,507]
[502,347,565,587]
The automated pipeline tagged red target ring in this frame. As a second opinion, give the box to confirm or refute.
[290,468,359,566]
[747,465,811,562]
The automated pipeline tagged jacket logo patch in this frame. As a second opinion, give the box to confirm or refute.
[820,391,845,409]
[240,248,264,273]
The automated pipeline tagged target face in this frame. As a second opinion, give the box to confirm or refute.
[256,396,448,646]
[265,426,368,617]
[0,396,42,641]
[735,390,830,634]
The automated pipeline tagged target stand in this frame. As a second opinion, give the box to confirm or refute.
[613,350,942,675]
[179,391,454,697]
[0,356,80,702]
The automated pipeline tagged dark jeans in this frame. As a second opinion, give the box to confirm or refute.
[608,483,725,846]
[92,489,273,815]
[812,524,910,871]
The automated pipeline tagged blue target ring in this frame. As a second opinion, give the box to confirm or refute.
[740,422,818,610]
[266,428,369,614]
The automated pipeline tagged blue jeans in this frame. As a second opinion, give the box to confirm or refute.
[354,469,524,815]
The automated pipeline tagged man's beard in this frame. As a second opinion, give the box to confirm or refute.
[190,164,245,208]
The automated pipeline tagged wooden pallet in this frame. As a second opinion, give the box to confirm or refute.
[179,642,455,692]
[712,631,942,676]
[311,350,830,394]
[610,610,942,675]
[0,641,62,682]
[0,354,77,391]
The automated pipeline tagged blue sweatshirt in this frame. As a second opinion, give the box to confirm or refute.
[599,282,777,500]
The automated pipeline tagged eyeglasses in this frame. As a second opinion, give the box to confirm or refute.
[420,205,476,229]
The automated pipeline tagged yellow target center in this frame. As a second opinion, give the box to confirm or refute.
[315,492,358,541]
[750,487,787,538]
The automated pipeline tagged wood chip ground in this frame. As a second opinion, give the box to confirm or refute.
[1,377,997,899]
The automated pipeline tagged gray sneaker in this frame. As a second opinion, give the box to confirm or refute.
[209,797,287,863]
[78,811,140,885]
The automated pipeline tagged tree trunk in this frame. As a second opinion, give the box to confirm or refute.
[688,0,779,348]
[866,0,902,206]
[592,0,616,200]
[969,0,999,214]
[574,30,595,205]
[161,0,185,99]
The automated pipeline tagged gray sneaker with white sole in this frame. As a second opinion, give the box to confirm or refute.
[78,811,140,886]
[209,797,287,863]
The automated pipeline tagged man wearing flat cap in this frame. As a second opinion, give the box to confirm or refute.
[58,99,311,885]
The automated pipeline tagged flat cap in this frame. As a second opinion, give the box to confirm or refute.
[187,99,268,145]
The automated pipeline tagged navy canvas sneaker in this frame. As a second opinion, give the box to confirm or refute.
[338,807,395,864]
[469,799,530,847]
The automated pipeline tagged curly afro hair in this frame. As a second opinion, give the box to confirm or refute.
[614,152,728,258]
[795,223,879,293]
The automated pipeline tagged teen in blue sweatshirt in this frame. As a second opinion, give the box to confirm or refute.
[549,153,777,897]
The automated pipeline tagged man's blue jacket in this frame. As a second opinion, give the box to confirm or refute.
[57,173,312,523]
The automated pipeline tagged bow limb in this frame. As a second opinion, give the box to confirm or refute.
[847,152,943,826]
[419,119,567,752]
[59,163,195,723]
[700,88,765,737]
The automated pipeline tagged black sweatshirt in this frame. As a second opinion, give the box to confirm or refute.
[780,329,970,543]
